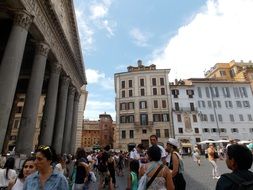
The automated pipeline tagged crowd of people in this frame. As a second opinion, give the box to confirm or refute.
[0,136,252,190]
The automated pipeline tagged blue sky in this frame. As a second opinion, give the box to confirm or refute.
[73,0,253,120]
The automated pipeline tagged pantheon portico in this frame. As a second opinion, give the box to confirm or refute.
[0,0,87,155]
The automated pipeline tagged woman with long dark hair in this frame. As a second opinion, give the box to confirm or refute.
[0,157,17,189]
[8,157,36,190]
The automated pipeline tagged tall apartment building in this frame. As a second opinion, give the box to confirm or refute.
[114,60,173,150]
[171,78,253,149]
[204,60,253,91]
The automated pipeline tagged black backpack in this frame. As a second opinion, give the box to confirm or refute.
[223,173,253,190]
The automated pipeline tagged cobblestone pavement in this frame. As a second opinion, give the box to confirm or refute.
[89,156,253,190]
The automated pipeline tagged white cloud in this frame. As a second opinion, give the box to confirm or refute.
[149,0,253,81]
[86,69,114,89]
[130,28,149,47]
[84,100,115,120]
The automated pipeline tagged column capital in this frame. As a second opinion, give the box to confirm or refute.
[35,42,50,57]
[13,10,33,30]
[51,62,61,74]
[74,92,81,102]
[69,86,76,96]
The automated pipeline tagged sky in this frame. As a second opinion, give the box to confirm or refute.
[73,0,253,121]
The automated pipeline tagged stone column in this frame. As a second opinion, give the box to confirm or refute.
[52,76,70,154]
[62,86,76,154]
[39,63,61,146]
[70,92,81,154]
[16,42,50,155]
[0,10,33,153]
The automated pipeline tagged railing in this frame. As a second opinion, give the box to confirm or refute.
[172,107,198,112]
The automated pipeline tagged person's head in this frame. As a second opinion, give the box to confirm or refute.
[19,157,36,179]
[129,159,139,176]
[35,145,55,171]
[147,145,161,161]
[166,138,179,153]
[104,145,110,152]
[150,135,158,145]
[75,147,86,160]
[226,144,252,171]
[137,144,144,153]
[208,143,214,148]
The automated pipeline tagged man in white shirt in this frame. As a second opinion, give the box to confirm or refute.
[150,135,167,164]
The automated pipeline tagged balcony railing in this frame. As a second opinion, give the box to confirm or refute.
[172,107,198,112]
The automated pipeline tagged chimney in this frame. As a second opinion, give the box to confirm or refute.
[137,60,143,66]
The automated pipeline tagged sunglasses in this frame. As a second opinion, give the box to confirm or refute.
[37,145,52,155]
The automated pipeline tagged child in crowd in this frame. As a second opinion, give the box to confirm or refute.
[126,160,139,190]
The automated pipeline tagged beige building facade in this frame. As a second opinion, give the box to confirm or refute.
[114,60,174,151]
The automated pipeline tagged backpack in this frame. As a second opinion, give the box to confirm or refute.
[97,152,109,172]
[223,173,253,190]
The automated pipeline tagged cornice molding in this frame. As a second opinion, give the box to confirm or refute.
[20,0,86,88]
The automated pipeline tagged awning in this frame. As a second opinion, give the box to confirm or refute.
[181,143,192,147]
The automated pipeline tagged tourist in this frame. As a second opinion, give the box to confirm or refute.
[149,135,167,164]
[0,157,17,189]
[166,138,186,190]
[216,144,253,190]
[207,144,220,179]
[8,157,36,190]
[23,145,68,190]
[139,145,174,190]
[193,145,201,166]
[126,159,139,190]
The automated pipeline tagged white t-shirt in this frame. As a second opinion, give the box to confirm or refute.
[129,148,140,160]
[0,168,17,187]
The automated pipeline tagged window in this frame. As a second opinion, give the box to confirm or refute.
[129,130,134,138]
[160,78,165,85]
[162,100,166,108]
[164,129,169,137]
[13,119,20,129]
[17,106,22,113]
[239,114,244,121]
[140,89,145,96]
[120,103,126,110]
[172,89,179,98]
[196,138,201,143]
[236,101,242,108]
[233,87,240,98]
[192,115,197,122]
[121,81,125,88]
[231,128,238,133]
[129,90,133,97]
[121,130,126,139]
[207,101,212,108]
[250,128,253,133]
[220,70,226,76]
[203,128,209,133]
[222,87,230,97]
[197,87,202,98]
[248,114,253,121]
[243,101,250,108]
[140,114,148,125]
[218,114,223,122]
[139,101,147,109]
[128,80,132,88]
[210,114,215,122]
[190,103,195,111]
[161,88,165,95]
[210,87,219,97]
[220,128,226,133]
[198,100,205,108]
[200,114,208,121]
[156,129,161,137]
[175,102,180,111]
[152,78,157,86]
[142,129,147,134]
[239,87,248,98]
[128,102,134,109]
[205,87,210,98]
[194,128,199,133]
[153,88,157,95]
[153,114,169,122]
[186,89,194,98]
[121,90,125,98]
[211,128,218,133]
[177,114,182,122]
[225,101,233,108]
[120,115,134,123]
[229,114,234,122]
[140,78,145,86]
[178,128,183,133]
[153,100,158,108]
